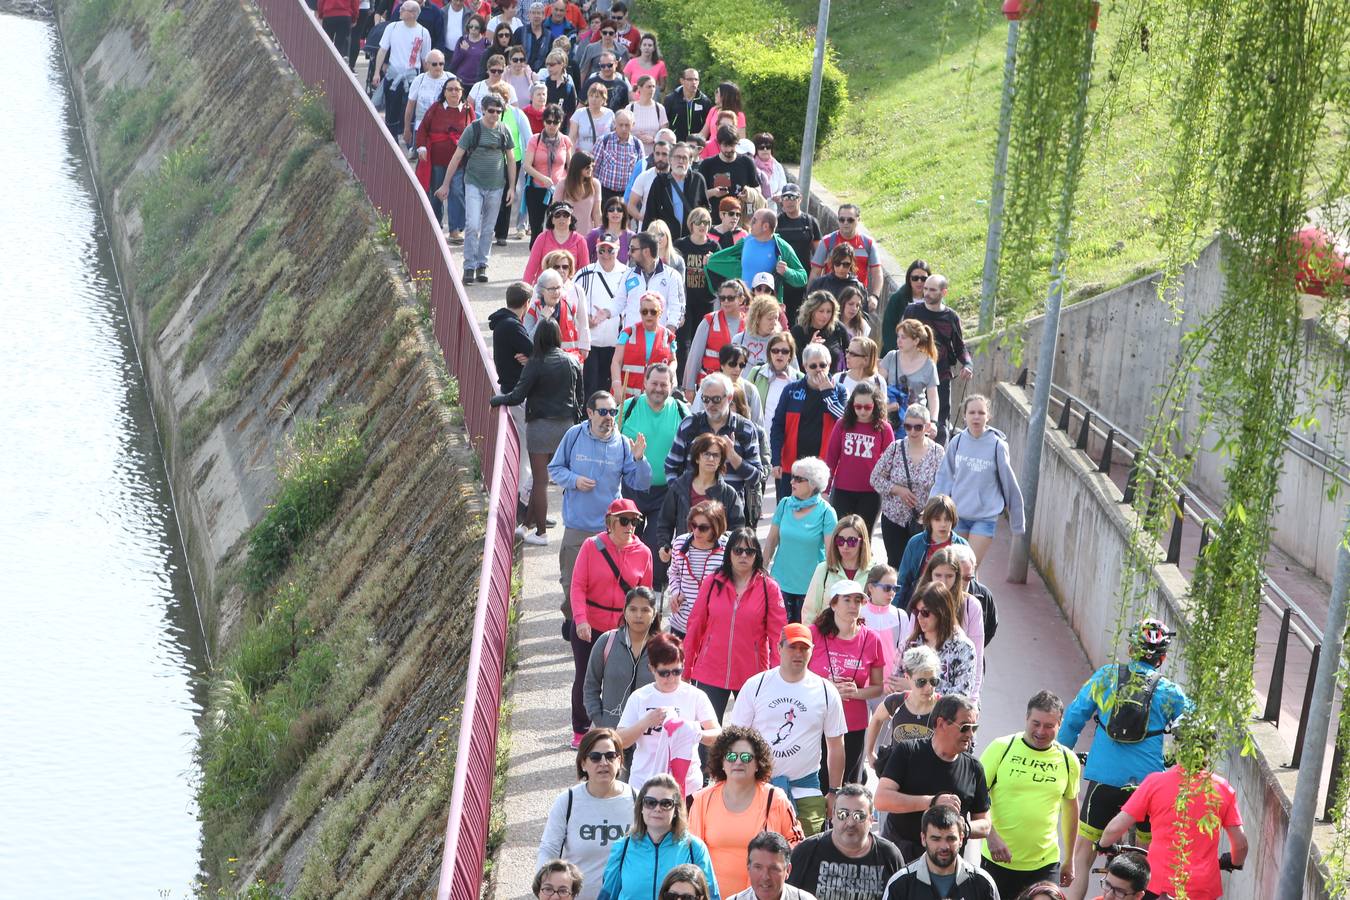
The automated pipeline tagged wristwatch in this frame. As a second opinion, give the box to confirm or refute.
[826,786,839,795]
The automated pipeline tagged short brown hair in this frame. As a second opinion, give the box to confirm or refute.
[688,432,728,475]
[687,500,728,539]
[575,727,623,780]
[533,860,583,898]
[921,495,958,533]
[707,725,774,783]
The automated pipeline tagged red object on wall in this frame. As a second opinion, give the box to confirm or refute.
[1002,0,1100,29]
[1294,226,1350,297]
[1003,0,1022,20]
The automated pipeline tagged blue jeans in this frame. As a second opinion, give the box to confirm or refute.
[463,181,503,270]
[446,170,467,231]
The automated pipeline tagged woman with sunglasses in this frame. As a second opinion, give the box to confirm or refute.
[690,343,762,425]
[761,455,837,624]
[870,404,945,567]
[672,206,715,374]
[538,728,637,900]
[789,291,850,374]
[523,102,573,240]
[808,580,887,785]
[662,500,729,641]
[610,291,676,400]
[570,498,654,746]
[657,437,744,584]
[749,133,787,212]
[914,547,985,698]
[688,727,802,895]
[505,46,536,105]
[881,319,940,431]
[859,563,906,689]
[415,75,476,240]
[617,639,722,801]
[491,317,584,544]
[744,331,800,437]
[576,19,629,84]
[806,244,867,303]
[470,53,520,109]
[448,16,491,87]
[584,588,658,745]
[900,581,977,699]
[403,50,452,154]
[656,865,712,900]
[800,514,872,624]
[586,197,635,265]
[710,197,748,251]
[542,49,579,119]
[879,259,931,357]
[864,643,941,775]
[526,202,590,282]
[684,279,747,392]
[682,527,787,723]
[482,22,515,82]
[822,381,893,536]
[601,775,721,900]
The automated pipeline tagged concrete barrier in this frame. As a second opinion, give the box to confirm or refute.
[992,380,1333,899]
[975,239,1350,585]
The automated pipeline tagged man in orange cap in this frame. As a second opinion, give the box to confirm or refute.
[728,622,848,836]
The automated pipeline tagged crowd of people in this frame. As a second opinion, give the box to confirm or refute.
[310,2,1250,898]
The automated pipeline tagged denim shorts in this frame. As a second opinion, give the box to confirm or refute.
[957,516,998,538]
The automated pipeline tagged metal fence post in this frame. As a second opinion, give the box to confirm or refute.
[979,18,1020,333]
[797,0,831,207]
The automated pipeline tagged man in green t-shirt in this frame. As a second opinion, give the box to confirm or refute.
[619,361,687,588]
[436,95,516,284]
[980,690,1081,899]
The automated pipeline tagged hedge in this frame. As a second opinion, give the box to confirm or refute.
[638,0,848,161]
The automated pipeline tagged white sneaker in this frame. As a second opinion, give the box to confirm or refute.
[515,524,527,539]
[523,531,549,546]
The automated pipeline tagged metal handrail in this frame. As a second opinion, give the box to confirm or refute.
[1015,368,1343,819]
[248,1,518,896]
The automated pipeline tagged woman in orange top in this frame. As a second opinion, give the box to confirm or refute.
[687,725,802,895]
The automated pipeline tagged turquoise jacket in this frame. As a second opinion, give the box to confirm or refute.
[598,831,720,900]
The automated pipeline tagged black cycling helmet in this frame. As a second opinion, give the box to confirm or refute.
[1129,617,1175,661]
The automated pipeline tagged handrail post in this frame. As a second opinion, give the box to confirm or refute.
[1165,492,1185,565]
[1098,427,1115,473]
[1122,453,1141,505]
[1016,367,1029,388]
[1076,409,1092,450]
[1290,643,1320,768]
[1058,395,1073,431]
[1262,607,1291,722]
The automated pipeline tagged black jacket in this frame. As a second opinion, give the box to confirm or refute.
[807,273,867,301]
[654,470,745,551]
[967,577,997,646]
[489,348,584,421]
[882,855,998,900]
[662,88,714,143]
[489,307,533,392]
[642,171,709,241]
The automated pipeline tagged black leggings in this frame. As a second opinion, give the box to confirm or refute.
[525,183,553,238]
[881,516,922,568]
[348,9,374,69]
[322,16,352,60]
[819,728,866,791]
[831,487,881,536]
[568,628,597,735]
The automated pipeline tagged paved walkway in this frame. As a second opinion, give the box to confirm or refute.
[449,231,1098,900]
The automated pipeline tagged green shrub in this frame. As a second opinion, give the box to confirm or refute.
[640,0,847,160]
[244,412,366,592]
[293,87,335,140]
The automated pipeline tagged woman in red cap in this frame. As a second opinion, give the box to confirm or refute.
[569,498,654,747]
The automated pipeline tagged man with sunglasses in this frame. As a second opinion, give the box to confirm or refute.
[705,208,808,306]
[728,623,846,837]
[875,694,991,863]
[664,373,764,514]
[576,233,630,399]
[809,205,882,301]
[786,784,905,900]
[583,51,632,112]
[979,691,1082,898]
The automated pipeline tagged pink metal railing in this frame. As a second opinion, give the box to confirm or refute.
[248,2,518,896]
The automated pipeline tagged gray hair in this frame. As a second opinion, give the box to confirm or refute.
[700,372,732,398]
[534,268,564,299]
[800,343,831,367]
[901,644,942,678]
[529,1,546,10]
[836,783,873,807]
[903,402,931,423]
[656,128,678,144]
[613,109,634,126]
[948,543,977,568]
[790,456,831,494]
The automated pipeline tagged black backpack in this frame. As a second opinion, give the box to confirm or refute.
[1100,664,1165,743]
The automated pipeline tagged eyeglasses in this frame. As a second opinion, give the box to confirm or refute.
[913,677,938,687]
[835,535,861,548]
[490,68,505,74]
[717,293,740,301]
[586,750,621,762]
[838,216,857,223]
[868,582,899,593]
[615,516,641,528]
[653,667,683,678]
[593,407,619,417]
[957,722,980,734]
[853,403,875,412]
[724,751,755,763]
[539,887,574,898]
[725,361,744,369]
[807,363,829,371]
[701,394,726,404]
[642,795,678,809]
[691,522,712,533]
[914,606,933,618]
[722,211,741,218]
[511,57,526,62]
[600,62,615,68]
[903,423,926,432]
[468,24,482,30]
[428,61,445,67]
[698,450,723,461]
[601,28,615,35]
[665,892,699,900]
[729,545,757,556]
[544,118,562,124]
[834,809,869,822]
[834,261,853,269]
[910,273,928,282]
[770,347,792,356]
[640,307,661,316]
[789,474,809,484]
[553,211,573,218]
[1099,878,1135,899]
[845,349,865,357]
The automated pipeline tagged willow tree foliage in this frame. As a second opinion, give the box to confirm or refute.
[994,0,1350,893]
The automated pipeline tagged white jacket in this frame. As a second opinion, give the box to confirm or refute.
[575,261,629,347]
[620,260,686,331]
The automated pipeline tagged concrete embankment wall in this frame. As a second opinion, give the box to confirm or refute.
[992,381,1332,899]
[973,239,1350,585]
[59,0,485,892]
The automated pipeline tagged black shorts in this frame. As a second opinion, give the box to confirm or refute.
[1079,781,1151,843]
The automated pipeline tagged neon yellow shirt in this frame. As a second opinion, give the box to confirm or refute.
[980,734,1080,870]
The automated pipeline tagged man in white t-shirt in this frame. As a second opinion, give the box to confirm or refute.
[730,622,847,836]
[374,1,432,136]
[576,231,630,399]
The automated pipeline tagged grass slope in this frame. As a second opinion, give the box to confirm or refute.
[779,0,1179,322]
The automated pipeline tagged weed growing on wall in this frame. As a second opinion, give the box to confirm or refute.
[292,87,334,141]
[244,411,366,593]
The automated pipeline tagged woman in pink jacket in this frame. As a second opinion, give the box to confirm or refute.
[569,498,654,747]
[683,526,788,723]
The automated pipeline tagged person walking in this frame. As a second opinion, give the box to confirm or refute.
[979,691,1081,899]
[522,104,573,240]
[684,280,748,391]
[673,206,717,376]
[491,318,584,544]
[894,495,967,607]
[879,806,999,900]
[912,548,986,696]
[932,393,1026,568]
[619,363,690,578]
[584,588,659,735]
[437,94,516,283]
[537,728,638,900]
[833,336,886,401]
[899,583,978,700]
[576,232,628,399]
[704,209,809,307]
[762,457,837,624]
[745,332,800,439]
[800,516,872,625]
[774,186,821,325]
[620,232,685,332]
[661,500,730,640]
[808,581,886,786]
[900,273,971,443]
[656,435,745,570]
[524,265,590,362]
[599,773,722,900]
[610,292,678,401]
[823,382,893,535]
[809,204,883,301]
[786,785,906,900]
[790,293,850,374]
[733,292,783,370]
[588,197,636,265]
[682,528,788,722]
[769,344,846,503]
[416,76,476,239]
[880,260,931,358]
[593,111,646,205]
[569,498,654,747]
[730,833,815,900]
[880,320,940,430]
[526,201,591,283]
[373,1,433,137]
[865,645,942,775]
[642,144,709,243]
[570,82,617,157]
[663,68,713,144]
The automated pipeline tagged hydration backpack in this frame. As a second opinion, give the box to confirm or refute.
[1102,664,1165,743]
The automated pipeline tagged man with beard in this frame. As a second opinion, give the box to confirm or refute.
[787,785,905,900]
[881,806,998,900]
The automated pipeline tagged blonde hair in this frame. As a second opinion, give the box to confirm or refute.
[542,249,577,274]
[847,336,879,378]
[747,295,781,337]
[646,219,679,264]
[897,319,938,361]
[825,514,872,570]
[797,291,838,330]
[687,206,712,229]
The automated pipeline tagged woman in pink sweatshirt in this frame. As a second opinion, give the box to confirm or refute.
[682,527,788,723]
[523,201,591,284]
[824,381,894,536]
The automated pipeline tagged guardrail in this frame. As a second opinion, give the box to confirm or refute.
[247,1,517,896]
[1015,367,1344,819]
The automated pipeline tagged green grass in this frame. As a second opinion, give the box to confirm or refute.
[778,0,1177,321]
